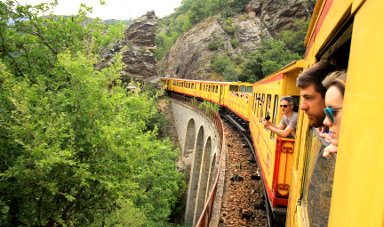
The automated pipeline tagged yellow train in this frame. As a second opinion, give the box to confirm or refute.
[162,0,384,226]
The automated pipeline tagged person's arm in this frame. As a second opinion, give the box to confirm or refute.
[260,119,294,138]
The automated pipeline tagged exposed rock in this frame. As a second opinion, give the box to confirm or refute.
[125,11,157,47]
[158,16,269,80]
[247,0,313,35]
[121,46,156,79]
[158,0,313,81]
[96,11,158,81]
[122,11,157,80]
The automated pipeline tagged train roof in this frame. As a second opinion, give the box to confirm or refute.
[160,77,252,86]
[253,60,305,86]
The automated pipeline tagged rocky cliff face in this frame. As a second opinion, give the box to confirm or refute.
[246,0,312,34]
[158,0,313,80]
[98,11,158,81]
[121,11,157,80]
[158,16,270,80]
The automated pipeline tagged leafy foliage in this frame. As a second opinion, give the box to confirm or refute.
[211,55,240,81]
[199,101,220,114]
[239,38,301,82]
[279,19,310,56]
[0,1,184,226]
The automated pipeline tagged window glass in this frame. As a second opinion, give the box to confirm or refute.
[272,95,279,125]
[271,95,279,140]
[229,85,239,92]
[302,129,335,227]
[256,93,261,117]
[252,93,256,114]
[265,94,271,118]
[240,86,246,93]
[259,94,265,117]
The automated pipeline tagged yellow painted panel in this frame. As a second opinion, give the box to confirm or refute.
[306,0,352,59]
[352,0,364,14]
[329,0,384,226]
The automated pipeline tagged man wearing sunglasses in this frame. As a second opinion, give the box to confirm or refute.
[260,96,298,138]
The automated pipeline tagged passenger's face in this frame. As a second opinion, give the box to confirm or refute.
[323,86,344,147]
[300,84,325,127]
[280,100,293,115]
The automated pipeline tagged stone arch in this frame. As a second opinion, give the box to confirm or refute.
[193,136,212,225]
[183,118,196,157]
[207,153,217,199]
[185,126,204,226]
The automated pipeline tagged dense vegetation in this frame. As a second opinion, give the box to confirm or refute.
[156,0,313,82]
[0,1,184,226]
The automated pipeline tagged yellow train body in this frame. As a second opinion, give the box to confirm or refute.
[249,61,304,211]
[162,0,384,226]
[288,0,384,227]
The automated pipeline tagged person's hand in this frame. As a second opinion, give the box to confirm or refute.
[259,118,270,127]
[319,131,332,143]
[323,143,338,157]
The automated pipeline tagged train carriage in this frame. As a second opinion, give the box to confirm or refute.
[287,0,384,227]
[199,81,229,105]
[248,60,305,222]
[222,82,253,121]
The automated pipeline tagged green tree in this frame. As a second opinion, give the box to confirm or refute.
[279,19,310,56]
[0,1,183,226]
[240,38,301,82]
[211,55,240,81]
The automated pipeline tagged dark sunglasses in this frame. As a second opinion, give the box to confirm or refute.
[280,105,289,108]
[324,107,342,123]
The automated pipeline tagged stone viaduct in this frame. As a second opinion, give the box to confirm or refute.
[171,99,226,226]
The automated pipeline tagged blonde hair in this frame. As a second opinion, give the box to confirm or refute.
[322,70,347,97]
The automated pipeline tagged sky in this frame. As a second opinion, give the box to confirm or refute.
[19,0,183,20]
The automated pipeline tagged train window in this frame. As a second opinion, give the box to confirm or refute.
[240,86,246,93]
[259,94,265,117]
[256,93,262,117]
[265,94,271,119]
[270,95,279,140]
[301,129,336,227]
[229,85,239,92]
[252,93,256,114]
[247,86,253,93]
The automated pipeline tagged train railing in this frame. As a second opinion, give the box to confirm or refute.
[170,93,225,227]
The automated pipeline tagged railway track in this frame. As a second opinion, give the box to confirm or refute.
[219,111,270,226]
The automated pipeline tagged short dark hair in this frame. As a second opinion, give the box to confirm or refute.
[296,62,337,98]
